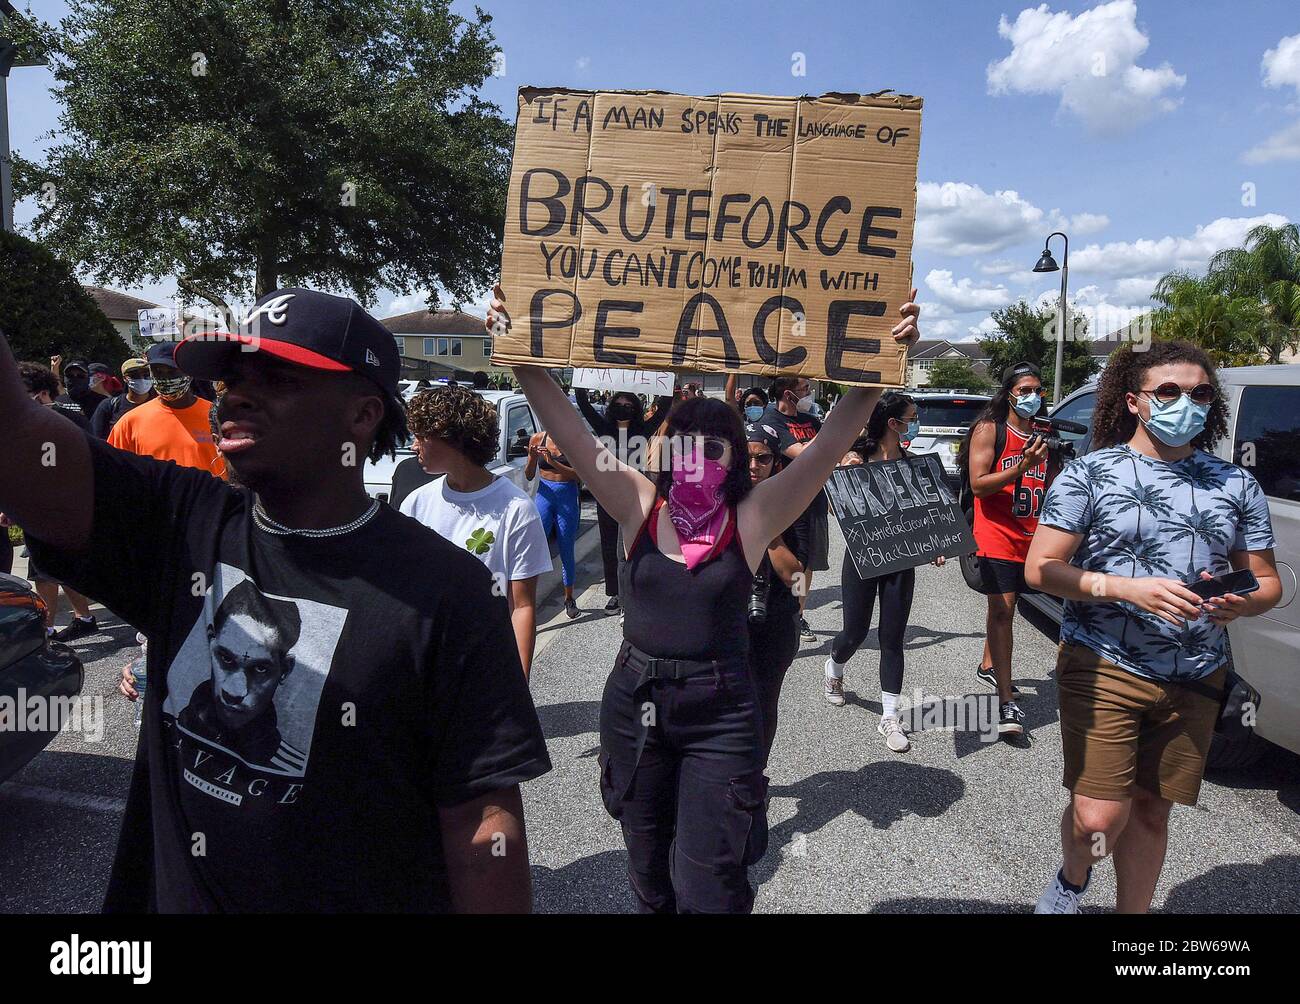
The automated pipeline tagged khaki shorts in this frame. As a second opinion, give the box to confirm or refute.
[1056,642,1226,806]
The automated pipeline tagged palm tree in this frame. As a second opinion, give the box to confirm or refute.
[1149,272,1268,367]
[1104,479,1174,539]
[1159,508,1229,579]
[1206,223,1300,364]
[1103,537,1172,647]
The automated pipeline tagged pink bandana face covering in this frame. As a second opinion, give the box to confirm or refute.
[667,444,729,570]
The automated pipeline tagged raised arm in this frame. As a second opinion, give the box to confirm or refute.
[738,289,921,555]
[573,387,609,436]
[0,332,93,550]
[489,286,655,529]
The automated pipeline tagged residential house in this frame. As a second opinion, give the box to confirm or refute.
[83,286,160,350]
[380,308,497,381]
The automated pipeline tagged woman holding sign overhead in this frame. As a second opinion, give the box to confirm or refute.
[488,283,921,914]
[823,392,946,753]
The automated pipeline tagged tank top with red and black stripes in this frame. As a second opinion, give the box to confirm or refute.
[972,423,1048,563]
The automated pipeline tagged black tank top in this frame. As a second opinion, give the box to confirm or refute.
[619,498,751,662]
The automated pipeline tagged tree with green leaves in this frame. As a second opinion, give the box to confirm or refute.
[925,356,992,392]
[1150,223,1300,366]
[14,0,511,319]
[0,229,126,365]
[977,300,1099,401]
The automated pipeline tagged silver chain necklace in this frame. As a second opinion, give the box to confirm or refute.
[252,498,381,538]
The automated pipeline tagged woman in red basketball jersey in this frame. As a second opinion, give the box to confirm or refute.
[962,362,1053,738]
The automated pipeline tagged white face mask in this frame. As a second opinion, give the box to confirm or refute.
[795,393,815,414]
[127,377,153,395]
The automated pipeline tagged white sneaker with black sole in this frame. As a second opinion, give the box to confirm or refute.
[878,716,910,752]
[1034,866,1091,914]
[998,700,1025,737]
[823,659,845,706]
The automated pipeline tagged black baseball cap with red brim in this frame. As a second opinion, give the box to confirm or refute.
[174,288,402,407]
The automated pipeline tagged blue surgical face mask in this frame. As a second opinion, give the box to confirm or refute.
[1011,391,1041,418]
[1141,393,1209,447]
[894,417,920,441]
[745,405,765,422]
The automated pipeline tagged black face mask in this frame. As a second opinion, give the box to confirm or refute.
[609,402,636,421]
[66,375,89,396]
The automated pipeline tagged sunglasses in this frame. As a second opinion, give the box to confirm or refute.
[749,452,775,466]
[674,436,730,461]
[1139,382,1216,406]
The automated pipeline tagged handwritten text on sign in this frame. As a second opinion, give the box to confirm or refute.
[824,454,975,578]
[571,368,674,396]
[494,89,922,386]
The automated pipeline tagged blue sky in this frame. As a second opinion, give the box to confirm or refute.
[7,0,1299,340]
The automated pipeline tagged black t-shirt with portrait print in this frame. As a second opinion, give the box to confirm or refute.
[757,404,828,522]
[27,437,551,913]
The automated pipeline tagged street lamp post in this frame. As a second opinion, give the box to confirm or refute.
[1032,231,1070,406]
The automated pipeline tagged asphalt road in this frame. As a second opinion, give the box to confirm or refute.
[3,513,1298,913]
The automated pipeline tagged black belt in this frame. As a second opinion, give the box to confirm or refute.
[615,641,748,802]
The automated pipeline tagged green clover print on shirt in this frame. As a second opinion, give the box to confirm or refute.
[466,527,496,555]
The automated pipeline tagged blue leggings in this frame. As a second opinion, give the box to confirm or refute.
[536,478,579,587]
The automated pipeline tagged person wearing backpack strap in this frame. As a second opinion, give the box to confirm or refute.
[957,362,1053,738]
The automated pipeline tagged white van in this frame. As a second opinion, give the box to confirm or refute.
[1021,366,1299,767]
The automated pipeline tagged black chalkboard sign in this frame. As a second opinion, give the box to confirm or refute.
[824,453,976,579]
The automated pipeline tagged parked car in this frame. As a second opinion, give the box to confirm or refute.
[0,573,85,785]
[904,391,992,491]
[363,390,541,506]
[1019,366,1300,766]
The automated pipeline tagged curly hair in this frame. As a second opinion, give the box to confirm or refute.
[1091,339,1228,451]
[406,385,498,466]
[653,397,752,506]
[18,362,60,398]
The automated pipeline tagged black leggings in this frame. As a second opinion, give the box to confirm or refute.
[830,550,915,694]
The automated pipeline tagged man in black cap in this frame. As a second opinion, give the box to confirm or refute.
[0,288,551,913]
[54,359,104,421]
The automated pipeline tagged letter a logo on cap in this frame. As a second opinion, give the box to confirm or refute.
[365,349,379,366]
[244,293,296,327]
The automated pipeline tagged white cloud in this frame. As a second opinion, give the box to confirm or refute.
[917,181,1102,256]
[1069,214,1290,278]
[987,1,1185,135]
[380,291,431,317]
[927,318,961,338]
[1242,119,1300,164]
[966,316,1002,339]
[1262,33,1300,94]
[1112,275,1160,301]
[925,269,1014,311]
[1069,212,1110,235]
[979,258,1019,275]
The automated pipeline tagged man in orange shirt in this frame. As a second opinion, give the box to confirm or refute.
[109,342,219,475]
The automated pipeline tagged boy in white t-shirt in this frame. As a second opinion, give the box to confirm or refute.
[400,387,552,676]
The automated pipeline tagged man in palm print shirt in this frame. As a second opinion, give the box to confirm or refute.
[1025,341,1280,915]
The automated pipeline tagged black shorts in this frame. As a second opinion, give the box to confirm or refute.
[972,555,1038,596]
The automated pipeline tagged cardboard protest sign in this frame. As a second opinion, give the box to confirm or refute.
[824,455,975,578]
[572,367,674,396]
[493,87,922,386]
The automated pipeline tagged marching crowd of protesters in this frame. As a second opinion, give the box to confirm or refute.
[0,281,1281,916]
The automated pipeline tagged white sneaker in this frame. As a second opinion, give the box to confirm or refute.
[823,659,845,706]
[1034,867,1090,914]
[878,716,910,752]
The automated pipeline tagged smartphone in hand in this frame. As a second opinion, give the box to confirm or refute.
[1187,568,1260,600]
